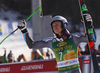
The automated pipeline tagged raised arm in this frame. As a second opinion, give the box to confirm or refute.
[25,34,52,49]
[17,20,52,49]
[73,33,86,46]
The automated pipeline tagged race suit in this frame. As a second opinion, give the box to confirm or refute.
[24,33,86,73]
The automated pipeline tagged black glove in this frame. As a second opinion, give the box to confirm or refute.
[17,19,28,34]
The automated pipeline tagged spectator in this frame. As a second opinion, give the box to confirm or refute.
[46,48,51,59]
[46,48,54,59]
[78,45,82,56]
[42,51,46,59]
[7,54,15,63]
[17,54,27,62]
[81,44,90,55]
[31,51,34,61]
[42,48,54,60]
[96,44,100,55]
[32,49,45,60]
[0,49,7,63]
[7,50,13,59]
[7,54,27,63]
[0,56,2,63]
[7,50,16,63]
[0,49,27,63]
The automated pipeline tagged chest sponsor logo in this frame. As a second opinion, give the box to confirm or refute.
[57,42,67,47]
[57,58,79,68]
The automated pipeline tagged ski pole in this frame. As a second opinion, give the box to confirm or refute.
[0,6,42,45]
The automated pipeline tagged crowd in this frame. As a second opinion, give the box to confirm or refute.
[79,44,100,55]
[0,48,49,63]
[0,44,100,64]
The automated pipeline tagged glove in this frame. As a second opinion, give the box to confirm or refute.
[17,19,28,34]
[83,13,92,22]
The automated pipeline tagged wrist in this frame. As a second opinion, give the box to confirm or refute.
[21,28,28,34]
[25,32,29,35]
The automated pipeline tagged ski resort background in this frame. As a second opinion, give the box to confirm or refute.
[0,5,100,61]
[0,2,100,73]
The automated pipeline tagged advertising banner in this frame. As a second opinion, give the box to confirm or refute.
[0,60,58,73]
[0,55,99,73]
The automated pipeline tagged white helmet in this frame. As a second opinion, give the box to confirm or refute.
[51,15,70,38]
[51,15,68,29]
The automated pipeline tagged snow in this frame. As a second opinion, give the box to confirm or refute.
[0,7,100,62]
[0,9,32,61]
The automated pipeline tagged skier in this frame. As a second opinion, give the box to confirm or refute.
[18,15,94,73]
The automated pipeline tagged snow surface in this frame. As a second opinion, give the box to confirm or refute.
[0,8,100,62]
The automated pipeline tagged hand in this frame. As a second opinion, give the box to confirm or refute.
[17,19,28,34]
[83,13,92,22]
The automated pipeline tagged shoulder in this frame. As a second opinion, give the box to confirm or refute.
[42,37,53,42]
[72,32,85,38]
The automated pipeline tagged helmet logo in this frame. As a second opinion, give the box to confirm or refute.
[64,23,67,29]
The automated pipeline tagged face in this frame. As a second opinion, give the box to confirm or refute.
[52,21,62,35]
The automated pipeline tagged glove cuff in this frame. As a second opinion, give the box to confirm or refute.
[21,28,28,34]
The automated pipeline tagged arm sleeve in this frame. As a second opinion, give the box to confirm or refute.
[73,33,87,46]
[24,34,52,49]
[24,34,34,49]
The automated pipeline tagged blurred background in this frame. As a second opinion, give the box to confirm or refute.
[0,0,100,61]
[0,0,100,30]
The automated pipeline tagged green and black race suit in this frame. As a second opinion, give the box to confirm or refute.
[52,36,79,72]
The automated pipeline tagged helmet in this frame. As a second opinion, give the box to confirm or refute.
[51,15,68,29]
[51,15,70,38]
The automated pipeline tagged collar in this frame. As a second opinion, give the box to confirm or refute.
[54,35,72,42]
